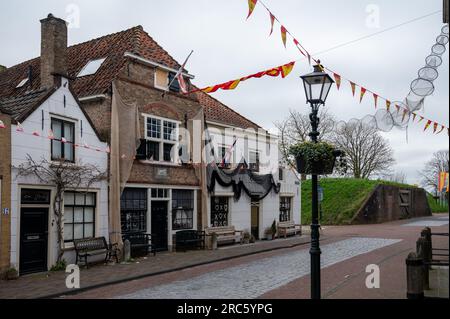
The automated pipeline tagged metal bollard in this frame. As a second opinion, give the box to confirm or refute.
[416,237,430,290]
[421,227,432,269]
[406,252,424,299]
[124,239,131,262]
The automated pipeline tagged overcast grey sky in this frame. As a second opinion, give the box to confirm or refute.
[1,0,448,185]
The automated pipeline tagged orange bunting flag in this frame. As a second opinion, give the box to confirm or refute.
[0,120,5,129]
[333,73,341,90]
[433,122,439,133]
[269,13,275,36]
[247,0,258,19]
[373,93,378,108]
[359,87,366,103]
[424,120,432,131]
[281,25,287,48]
[386,100,391,111]
[193,61,296,94]
[293,38,306,57]
[350,82,356,96]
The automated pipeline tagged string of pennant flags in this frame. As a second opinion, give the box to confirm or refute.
[0,120,114,155]
[244,0,449,135]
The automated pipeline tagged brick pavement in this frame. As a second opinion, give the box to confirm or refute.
[0,235,311,299]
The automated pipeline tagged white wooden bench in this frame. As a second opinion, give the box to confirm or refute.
[277,221,302,238]
[205,226,243,245]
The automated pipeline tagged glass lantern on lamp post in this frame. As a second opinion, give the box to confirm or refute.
[300,61,334,300]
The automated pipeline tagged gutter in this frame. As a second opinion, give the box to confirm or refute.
[124,52,195,79]
[78,94,108,102]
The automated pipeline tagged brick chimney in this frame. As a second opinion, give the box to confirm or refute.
[40,13,67,89]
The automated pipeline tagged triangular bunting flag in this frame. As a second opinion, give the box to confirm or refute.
[293,38,306,56]
[373,93,378,108]
[436,125,445,134]
[48,129,54,140]
[424,120,432,131]
[280,61,295,78]
[16,122,24,132]
[281,25,287,48]
[386,100,391,111]
[350,82,356,96]
[105,145,111,153]
[359,87,366,103]
[0,120,5,129]
[269,13,275,36]
[395,104,400,113]
[418,116,424,123]
[333,73,341,90]
[433,122,438,133]
[402,109,408,122]
[32,131,40,137]
[412,113,417,121]
[247,0,258,19]
[61,137,67,143]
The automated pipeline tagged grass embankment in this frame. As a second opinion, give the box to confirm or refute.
[427,193,449,213]
[301,178,416,225]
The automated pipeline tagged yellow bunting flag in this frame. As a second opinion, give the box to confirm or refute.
[350,82,356,96]
[281,25,287,48]
[373,93,378,108]
[386,100,391,111]
[269,13,275,36]
[424,120,432,131]
[359,87,366,103]
[247,0,258,19]
[333,73,341,90]
[280,61,295,78]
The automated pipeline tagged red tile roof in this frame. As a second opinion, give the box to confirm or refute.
[0,25,260,129]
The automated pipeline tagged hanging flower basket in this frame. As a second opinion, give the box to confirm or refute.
[290,142,342,175]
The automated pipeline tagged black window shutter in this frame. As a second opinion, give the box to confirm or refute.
[136,139,147,160]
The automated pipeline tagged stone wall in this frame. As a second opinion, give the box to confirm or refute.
[352,185,432,224]
[0,112,11,271]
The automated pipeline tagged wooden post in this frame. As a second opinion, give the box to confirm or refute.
[406,252,424,299]
[421,227,432,269]
[416,237,430,290]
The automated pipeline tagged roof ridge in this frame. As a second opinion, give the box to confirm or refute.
[196,88,262,129]
[68,25,143,49]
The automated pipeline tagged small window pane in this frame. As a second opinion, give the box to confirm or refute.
[151,189,157,198]
[84,223,94,238]
[74,224,83,239]
[75,193,85,205]
[77,58,106,77]
[64,207,73,223]
[147,118,161,139]
[85,193,95,206]
[148,141,160,161]
[64,192,74,205]
[74,207,84,223]
[163,143,174,162]
[84,207,94,222]
[163,120,177,141]
[64,224,73,241]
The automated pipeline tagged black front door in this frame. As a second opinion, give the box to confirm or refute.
[20,208,48,275]
[151,201,168,251]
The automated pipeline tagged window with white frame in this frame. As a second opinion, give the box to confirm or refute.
[144,115,179,163]
[51,118,75,162]
[77,58,106,77]
[172,190,194,230]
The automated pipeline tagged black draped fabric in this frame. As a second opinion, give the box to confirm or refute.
[207,160,281,200]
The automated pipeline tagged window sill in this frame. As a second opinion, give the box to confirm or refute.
[138,159,183,167]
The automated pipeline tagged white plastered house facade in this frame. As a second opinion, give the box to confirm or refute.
[206,120,301,240]
[10,78,108,274]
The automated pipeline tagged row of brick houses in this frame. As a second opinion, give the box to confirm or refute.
[0,14,300,275]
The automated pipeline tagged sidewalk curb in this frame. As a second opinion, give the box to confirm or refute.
[40,236,325,299]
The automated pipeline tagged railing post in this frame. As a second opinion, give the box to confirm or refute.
[406,252,424,299]
[421,227,432,269]
[416,237,430,290]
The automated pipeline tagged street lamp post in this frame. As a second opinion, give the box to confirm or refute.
[300,61,334,299]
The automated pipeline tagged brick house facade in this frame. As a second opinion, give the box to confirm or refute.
[0,112,11,272]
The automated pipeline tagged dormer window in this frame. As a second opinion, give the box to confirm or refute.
[154,69,180,92]
[16,78,28,88]
[77,58,106,77]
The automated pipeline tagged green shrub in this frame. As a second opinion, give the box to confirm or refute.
[50,259,67,271]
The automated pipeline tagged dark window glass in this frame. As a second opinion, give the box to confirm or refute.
[249,151,260,172]
[163,143,174,162]
[63,192,96,242]
[120,188,147,233]
[21,189,51,204]
[148,141,160,161]
[172,190,194,230]
[279,168,284,181]
[279,197,291,222]
[51,118,75,162]
[211,196,228,227]
[168,72,180,92]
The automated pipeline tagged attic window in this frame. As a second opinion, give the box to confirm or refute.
[16,78,28,88]
[77,58,106,77]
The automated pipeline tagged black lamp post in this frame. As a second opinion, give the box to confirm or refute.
[300,61,334,299]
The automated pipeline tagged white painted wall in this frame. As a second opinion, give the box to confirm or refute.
[10,79,108,271]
